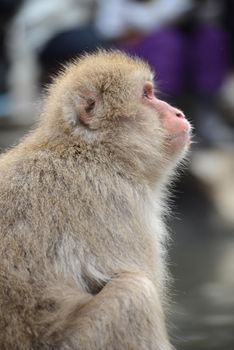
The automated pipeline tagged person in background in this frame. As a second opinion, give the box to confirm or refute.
[6,0,193,123]
[6,0,98,123]
[220,0,234,128]
[6,0,234,146]
[0,0,23,117]
[96,0,233,145]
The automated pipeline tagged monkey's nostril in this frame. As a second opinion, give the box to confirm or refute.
[176,110,185,119]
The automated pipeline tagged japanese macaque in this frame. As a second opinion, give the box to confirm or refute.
[0,51,191,350]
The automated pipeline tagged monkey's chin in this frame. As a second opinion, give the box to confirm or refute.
[167,129,191,147]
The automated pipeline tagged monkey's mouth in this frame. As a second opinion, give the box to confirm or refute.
[167,129,191,142]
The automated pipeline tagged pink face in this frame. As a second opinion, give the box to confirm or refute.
[142,81,191,146]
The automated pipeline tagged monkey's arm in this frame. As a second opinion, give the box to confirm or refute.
[47,272,173,350]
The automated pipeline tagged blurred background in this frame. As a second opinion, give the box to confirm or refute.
[0,0,234,349]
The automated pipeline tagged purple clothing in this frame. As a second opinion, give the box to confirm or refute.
[120,25,229,97]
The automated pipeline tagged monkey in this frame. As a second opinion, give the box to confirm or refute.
[0,50,191,350]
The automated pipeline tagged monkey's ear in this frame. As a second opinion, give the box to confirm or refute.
[78,98,95,126]
[63,95,96,129]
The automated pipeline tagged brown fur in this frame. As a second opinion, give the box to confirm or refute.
[0,51,190,349]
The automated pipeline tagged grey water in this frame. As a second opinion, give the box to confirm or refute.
[170,175,234,350]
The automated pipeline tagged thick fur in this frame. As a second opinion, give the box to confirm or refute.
[0,51,189,349]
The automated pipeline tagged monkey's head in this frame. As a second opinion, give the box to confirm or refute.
[43,51,191,184]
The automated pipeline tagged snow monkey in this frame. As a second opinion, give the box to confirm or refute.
[0,51,191,350]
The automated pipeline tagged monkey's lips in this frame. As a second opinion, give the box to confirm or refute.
[168,129,190,140]
[167,124,191,144]
[162,111,191,144]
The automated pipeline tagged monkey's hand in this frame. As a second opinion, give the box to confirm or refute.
[53,271,174,350]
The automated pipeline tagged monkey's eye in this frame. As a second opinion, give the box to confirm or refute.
[143,82,154,100]
[143,89,149,98]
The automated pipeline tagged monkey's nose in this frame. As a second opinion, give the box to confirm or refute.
[175,109,185,119]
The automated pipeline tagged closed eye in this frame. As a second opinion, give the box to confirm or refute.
[143,81,155,100]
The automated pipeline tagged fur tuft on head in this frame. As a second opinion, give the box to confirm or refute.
[42,50,152,130]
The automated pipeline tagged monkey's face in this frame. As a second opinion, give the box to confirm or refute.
[48,51,191,180]
[141,80,191,149]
